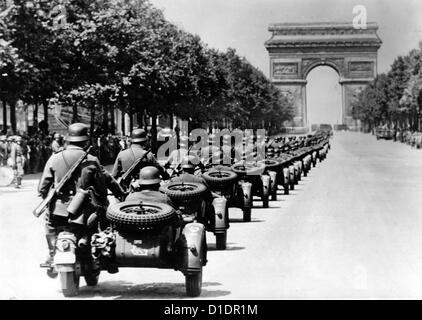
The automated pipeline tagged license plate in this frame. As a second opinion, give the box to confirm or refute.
[131,245,148,256]
[54,252,76,264]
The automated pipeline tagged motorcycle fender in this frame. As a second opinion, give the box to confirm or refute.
[261,175,270,194]
[212,197,228,231]
[283,168,289,183]
[240,181,252,208]
[55,263,75,273]
[268,171,277,189]
[289,166,295,179]
[180,223,206,273]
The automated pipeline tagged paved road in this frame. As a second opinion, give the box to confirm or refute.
[2,132,422,299]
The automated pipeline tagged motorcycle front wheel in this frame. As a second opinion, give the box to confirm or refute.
[60,271,80,297]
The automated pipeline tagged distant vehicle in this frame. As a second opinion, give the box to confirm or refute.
[333,124,348,131]
[311,124,333,136]
[375,127,394,140]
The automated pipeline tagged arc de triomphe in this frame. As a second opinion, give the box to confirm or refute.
[265,22,382,132]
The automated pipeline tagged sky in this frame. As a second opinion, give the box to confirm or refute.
[149,0,422,124]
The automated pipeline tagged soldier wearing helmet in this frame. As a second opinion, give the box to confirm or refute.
[125,166,174,207]
[170,155,208,186]
[164,135,199,172]
[51,132,64,154]
[0,135,7,166]
[170,155,217,226]
[38,123,125,277]
[111,128,169,181]
[10,136,28,188]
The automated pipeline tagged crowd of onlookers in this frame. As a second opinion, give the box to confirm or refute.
[0,131,131,174]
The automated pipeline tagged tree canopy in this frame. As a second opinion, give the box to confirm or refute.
[0,0,293,134]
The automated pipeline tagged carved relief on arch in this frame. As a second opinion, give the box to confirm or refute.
[301,58,345,78]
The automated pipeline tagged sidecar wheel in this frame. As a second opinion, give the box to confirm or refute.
[215,231,227,250]
[185,269,202,297]
[60,271,80,297]
[262,197,269,208]
[84,269,100,286]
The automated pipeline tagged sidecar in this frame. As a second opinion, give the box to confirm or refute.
[54,201,207,298]
[159,180,229,251]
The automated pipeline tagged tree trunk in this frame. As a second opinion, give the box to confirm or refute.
[2,97,7,133]
[102,104,108,133]
[10,100,16,134]
[129,111,133,132]
[33,101,38,128]
[143,109,148,131]
[151,111,157,154]
[121,111,125,136]
[72,103,79,123]
[90,102,95,136]
[136,111,142,128]
[109,106,115,135]
[42,100,49,133]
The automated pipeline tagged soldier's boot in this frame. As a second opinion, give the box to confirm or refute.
[40,234,58,279]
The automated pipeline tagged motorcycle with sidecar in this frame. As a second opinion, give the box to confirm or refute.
[49,194,207,298]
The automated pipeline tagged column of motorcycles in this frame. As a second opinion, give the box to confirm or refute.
[35,130,331,298]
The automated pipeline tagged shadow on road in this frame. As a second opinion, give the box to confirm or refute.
[208,243,245,251]
[229,218,265,223]
[76,280,231,299]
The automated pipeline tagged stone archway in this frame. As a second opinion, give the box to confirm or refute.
[265,22,382,132]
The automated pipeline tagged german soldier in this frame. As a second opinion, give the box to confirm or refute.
[0,135,7,166]
[51,133,64,154]
[111,128,169,180]
[38,123,125,277]
[10,136,28,188]
[126,166,174,207]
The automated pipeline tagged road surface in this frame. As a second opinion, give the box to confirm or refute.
[2,131,422,299]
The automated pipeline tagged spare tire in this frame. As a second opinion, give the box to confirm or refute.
[160,182,207,201]
[202,169,238,185]
[231,162,266,175]
[106,201,176,230]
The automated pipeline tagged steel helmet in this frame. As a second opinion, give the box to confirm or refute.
[65,123,89,142]
[131,128,147,143]
[138,166,161,185]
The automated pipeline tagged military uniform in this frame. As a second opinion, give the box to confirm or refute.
[126,189,174,207]
[51,139,63,154]
[37,123,124,276]
[38,145,124,230]
[0,136,7,166]
[126,166,175,207]
[111,129,169,180]
[111,144,168,179]
[10,138,28,188]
